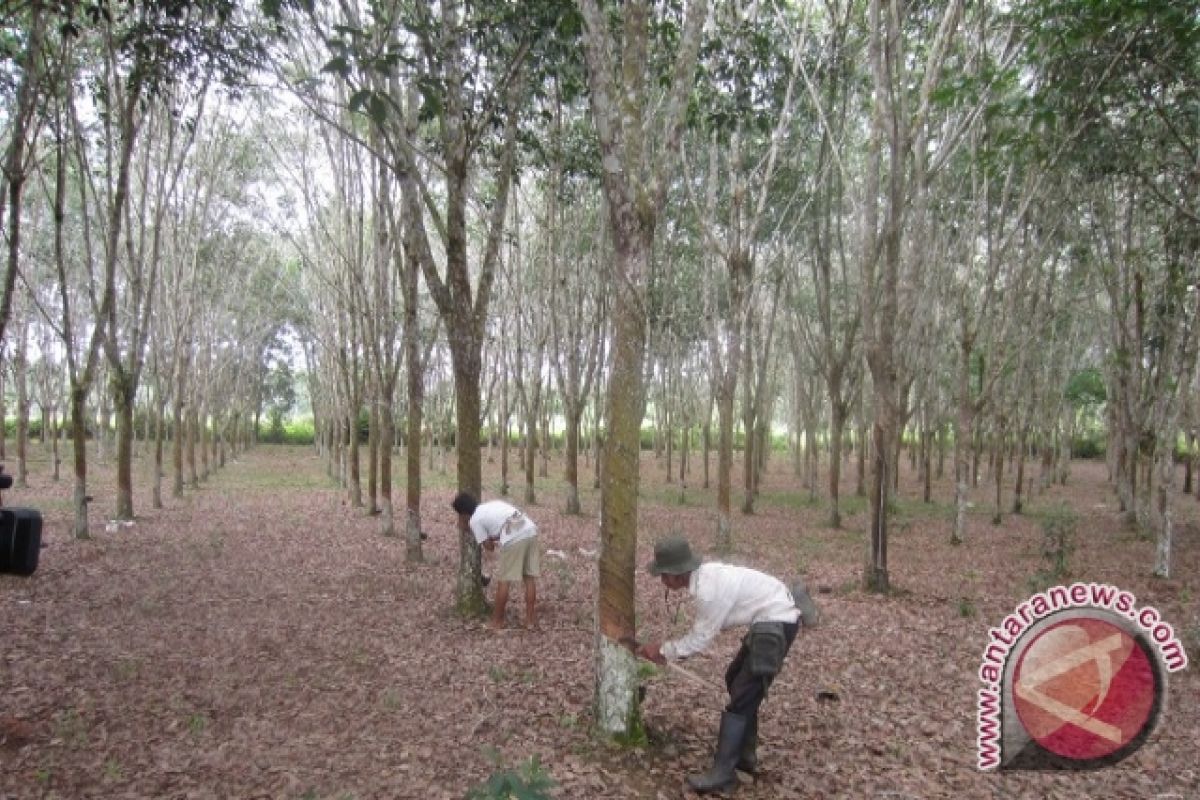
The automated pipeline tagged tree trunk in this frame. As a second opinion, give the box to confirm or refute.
[348,410,362,507]
[828,400,846,528]
[367,400,379,515]
[0,6,46,347]
[577,0,706,739]
[14,333,29,488]
[1153,443,1174,577]
[865,415,891,592]
[992,425,1005,526]
[715,384,735,552]
[565,406,582,514]
[380,399,395,537]
[524,411,537,505]
[405,339,424,563]
[114,375,135,519]
[595,234,649,736]
[172,394,184,498]
[153,401,164,510]
[450,348,487,617]
[70,387,90,540]
[953,400,972,544]
[920,425,932,504]
[187,405,199,488]
[1013,426,1028,514]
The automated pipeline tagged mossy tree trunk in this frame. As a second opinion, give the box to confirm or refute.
[577,0,708,739]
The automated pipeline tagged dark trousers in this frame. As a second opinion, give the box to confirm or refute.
[724,621,800,719]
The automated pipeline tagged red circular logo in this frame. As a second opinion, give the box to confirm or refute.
[1013,616,1157,761]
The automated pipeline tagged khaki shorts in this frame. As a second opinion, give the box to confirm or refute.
[496,536,541,582]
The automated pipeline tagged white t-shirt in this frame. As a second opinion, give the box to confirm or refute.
[662,562,800,660]
[468,500,537,548]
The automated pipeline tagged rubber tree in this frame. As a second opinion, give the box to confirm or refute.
[859,0,965,592]
[679,0,799,548]
[1014,0,1200,578]
[0,1,49,348]
[576,0,708,740]
[278,0,565,615]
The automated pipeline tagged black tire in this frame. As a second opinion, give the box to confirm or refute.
[0,507,42,576]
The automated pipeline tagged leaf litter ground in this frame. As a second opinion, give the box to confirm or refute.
[1,446,1197,799]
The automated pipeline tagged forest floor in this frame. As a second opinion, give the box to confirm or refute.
[1,443,1198,799]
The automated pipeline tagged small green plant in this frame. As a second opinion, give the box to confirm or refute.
[466,754,555,800]
[957,597,977,618]
[610,707,650,749]
[35,766,52,785]
[381,688,402,711]
[636,661,660,681]
[1030,504,1077,591]
[186,712,207,737]
[113,658,142,681]
[53,708,88,748]
[102,758,123,780]
[487,665,511,683]
[557,712,579,729]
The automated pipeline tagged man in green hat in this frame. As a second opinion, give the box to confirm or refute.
[637,535,801,794]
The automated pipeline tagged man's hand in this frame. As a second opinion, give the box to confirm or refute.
[636,640,667,666]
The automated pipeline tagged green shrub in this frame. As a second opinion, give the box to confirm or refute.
[283,420,315,445]
[256,419,315,446]
[466,754,554,800]
[1031,504,1077,591]
[1071,435,1105,460]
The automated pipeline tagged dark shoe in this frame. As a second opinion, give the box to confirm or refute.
[737,716,758,775]
[687,711,746,794]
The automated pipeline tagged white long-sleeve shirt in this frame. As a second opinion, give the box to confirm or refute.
[468,500,537,548]
[662,563,800,661]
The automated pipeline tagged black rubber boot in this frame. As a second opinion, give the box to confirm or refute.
[687,712,747,794]
[736,716,758,775]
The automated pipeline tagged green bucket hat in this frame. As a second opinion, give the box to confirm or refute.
[647,536,701,576]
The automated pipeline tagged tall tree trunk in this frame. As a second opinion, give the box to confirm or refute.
[828,398,846,528]
[367,401,379,515]
[14,328,29,488]
[1013,426,1028,514]
[348,409,362,507]
[578,0,707,739]
[992,422,1006,525]
[153,400,164,510]
[114,375,135,519]
[500,382,511,495]
[0,5,46,347]
[595,233,650,736]
[1153,442,1174,577]
[404,329,425,564]
[70,388,90,540]
[565,405,582,514]
[524,410,537,505]
[380,400,395,537]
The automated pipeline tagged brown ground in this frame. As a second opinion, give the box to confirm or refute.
[1,444,1197,799]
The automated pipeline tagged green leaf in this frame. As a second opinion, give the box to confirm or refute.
[348,89,372,113]
[367,92,389,125]
[322,56,349,76]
